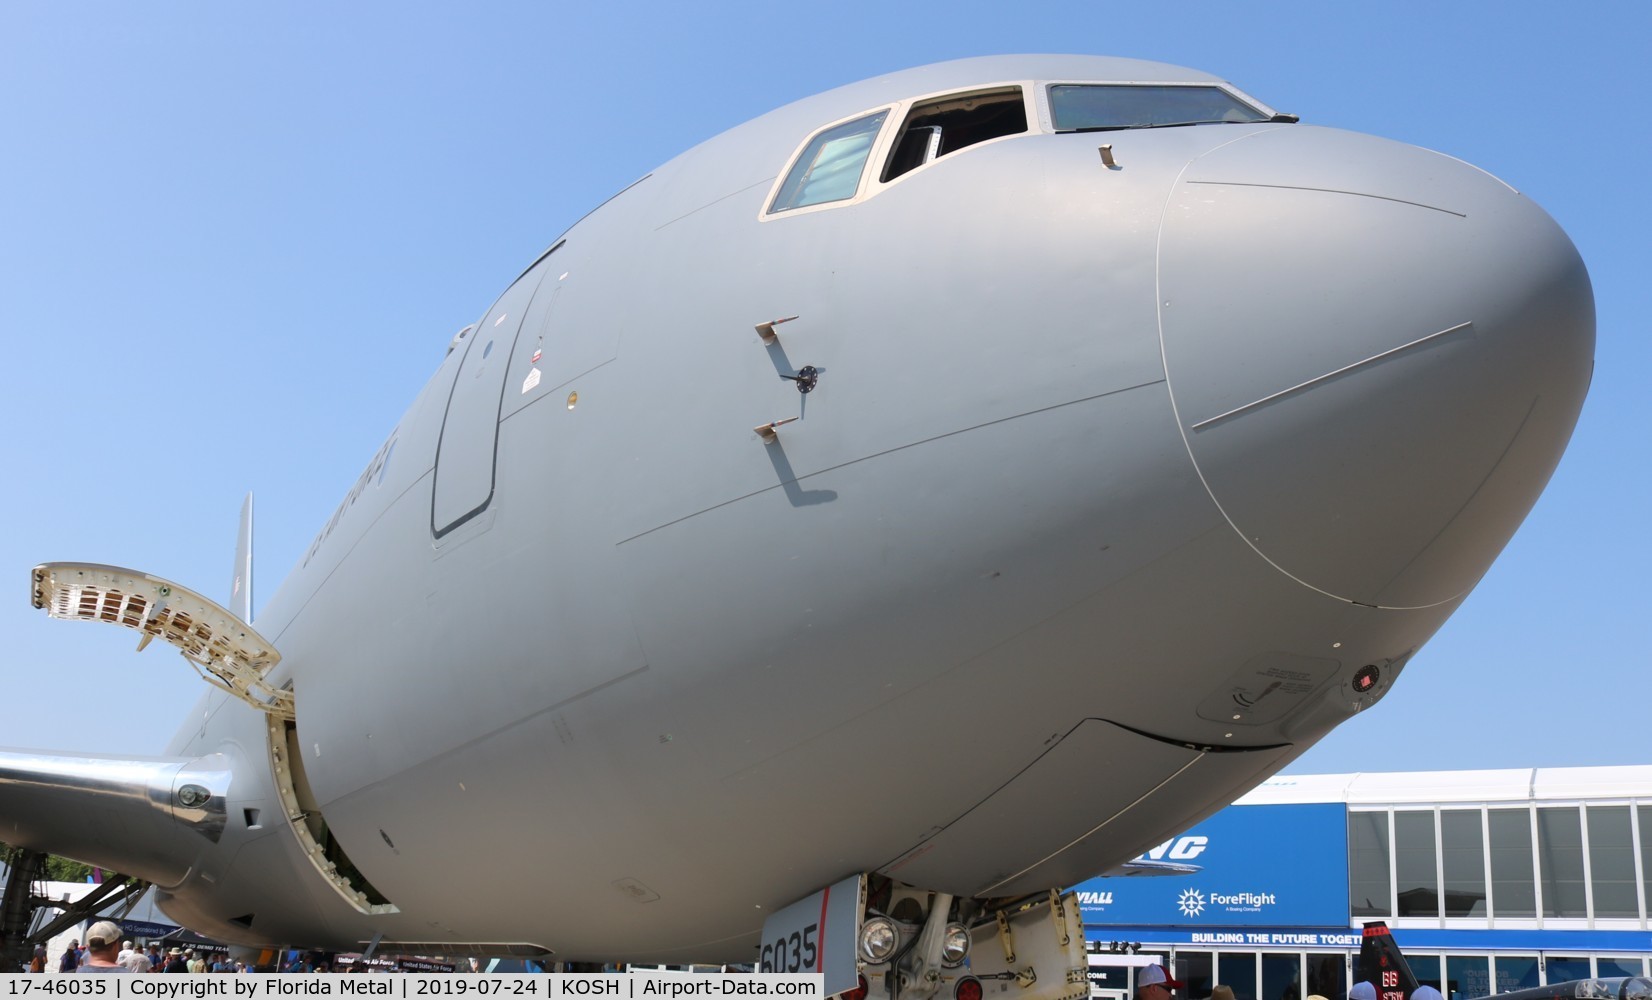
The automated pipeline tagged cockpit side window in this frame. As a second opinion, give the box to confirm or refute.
[1049,84,1269,132]
[882,87,1026,182]
[769,110,890,214]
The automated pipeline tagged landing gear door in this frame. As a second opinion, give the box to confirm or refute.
[758,874,863,996]
[969,891,1089,1000]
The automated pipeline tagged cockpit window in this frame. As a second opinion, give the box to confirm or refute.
[882,87,1027,182]
[769,110,889,214]
[1049,84,1270,132]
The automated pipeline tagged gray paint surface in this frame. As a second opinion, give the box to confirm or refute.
[0,54,1592,962]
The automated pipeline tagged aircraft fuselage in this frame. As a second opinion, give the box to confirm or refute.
[7,55,1593,964]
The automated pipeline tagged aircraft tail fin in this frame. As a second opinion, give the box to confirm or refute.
[1358,920,1421,1000]
[231,492,253,624]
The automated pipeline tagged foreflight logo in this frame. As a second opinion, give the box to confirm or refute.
[1174,888,1278,918]
[1177,888,1206,917]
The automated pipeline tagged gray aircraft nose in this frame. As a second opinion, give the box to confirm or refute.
[1157,126,1594,609]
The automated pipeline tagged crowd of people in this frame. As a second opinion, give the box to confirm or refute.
[29,943,1456,992]
[19,930,465,974]
[22,921,243,974]
[1133,965,1448,1000]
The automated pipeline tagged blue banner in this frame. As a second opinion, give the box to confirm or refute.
[116,919,177,938]
[1070,802,1350,927]
[1071,925,1652,953]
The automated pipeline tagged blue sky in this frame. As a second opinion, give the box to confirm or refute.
[2,2,1646,776]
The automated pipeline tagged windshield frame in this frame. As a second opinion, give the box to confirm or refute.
[766,107,894,216]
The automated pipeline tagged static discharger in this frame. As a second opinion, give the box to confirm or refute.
[755,416,800,443]
[754,315,800,345]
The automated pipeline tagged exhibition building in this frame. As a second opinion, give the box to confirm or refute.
[1071,767,1652,1000]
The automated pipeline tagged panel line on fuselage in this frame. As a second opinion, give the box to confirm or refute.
[1363,392,1541,602]
[496,355,619,422]
[312,661,652,811]
[1185,179,1468,218]
[1189,321,1474,430]
[615,377,1169,546]
[654,177,777,231]
[267,467,437,648]
[973,752,1203,896]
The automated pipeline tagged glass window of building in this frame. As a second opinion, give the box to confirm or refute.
[1537,806,1588,917]
[1597,957,1647,978]
[1180,953,1214,999]
[1493,956,1539,993]
[1547,957,1591,983]
[1090,966,1132,993]
[1440,810,1488,917]
[1395,810,1441,917]
[1488,809,1536,917]
[1220,953,1258,1000]
[1409,955,1442,992]
[1587,805,1639,918]
[1350,811,1392,916]
[1445,956,1491,1000]
[1638,805,1652,916]
[1262,953,1301,1000]
[1306,953,1344,1000]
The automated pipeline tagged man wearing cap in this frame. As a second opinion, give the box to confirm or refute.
[74,922,133,973]
[1138,965,1185,1000]
[1351,983,1378,1000]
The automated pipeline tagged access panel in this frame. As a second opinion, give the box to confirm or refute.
[432,253,557,536]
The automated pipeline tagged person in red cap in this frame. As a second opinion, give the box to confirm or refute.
[1137,965,1185,1000]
